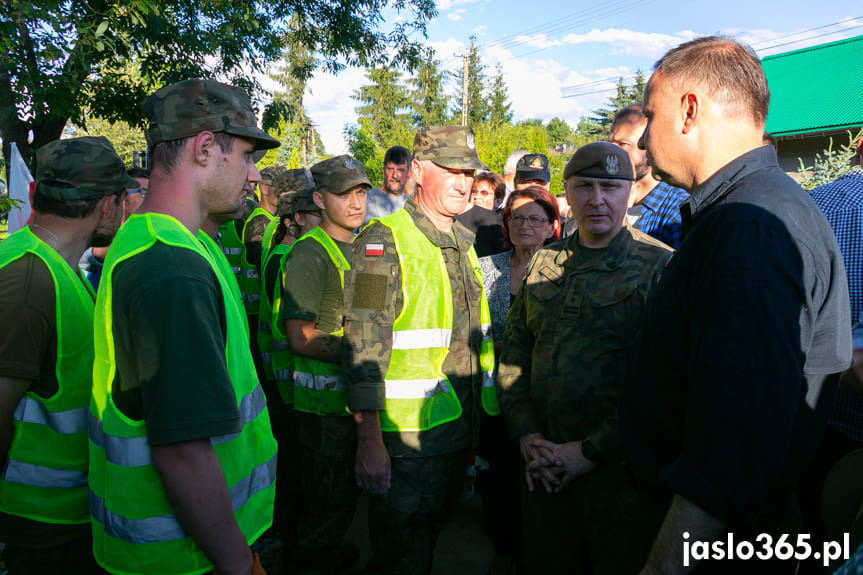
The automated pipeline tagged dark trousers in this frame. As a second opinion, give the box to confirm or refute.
[293,412,359,560]
[365,450,468,575]
[2,536,107,575]
[521,463,638,575]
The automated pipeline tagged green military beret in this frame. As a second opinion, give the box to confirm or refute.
[563,141,635,181]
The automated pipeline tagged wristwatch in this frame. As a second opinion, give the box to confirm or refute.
[581,438,602,463]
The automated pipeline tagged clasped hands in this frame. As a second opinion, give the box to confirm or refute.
[518,432,598,494]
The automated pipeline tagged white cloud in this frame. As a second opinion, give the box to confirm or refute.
[559,28,689,59]
[473,24,486,35]
[447,8,467,21]
[437,0,481,11]
[303,67,368,156]
[512,34,563,50]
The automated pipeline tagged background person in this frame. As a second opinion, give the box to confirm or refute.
[363,145,411,224]
[471,172,506,211]
[477,184,559,575]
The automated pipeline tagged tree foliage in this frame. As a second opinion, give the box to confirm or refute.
[797,129,862,190]
[353,66,413,145]
[487,65,512,127]
[410,53,448,126]
[546,117,575,147]
[0,0,437,180]
[580,71,646,140]
[452,37,490,126]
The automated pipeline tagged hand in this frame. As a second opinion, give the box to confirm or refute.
[530,440,598,493]
[355,436,391,497]
[518,432,562,493]
[840,348,863,395]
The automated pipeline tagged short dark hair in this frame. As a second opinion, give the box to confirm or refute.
[610,103,645,132]
[653,36,770,125]
[127,166,150,179]
[473,172,506,201]
[150,131,236,173]
[33,189,124,219]
[384,146,411,166]
[501,184,560,248]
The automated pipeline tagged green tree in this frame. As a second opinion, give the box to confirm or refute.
[410,52,449,126]
[0,0,437,181]
[579,71,646,140]
[487,65,512,127]
[797,129,862,190]
[453,36,489,126]
[546,117,575,147]
[353,66,413,145]
[71,118,147,168]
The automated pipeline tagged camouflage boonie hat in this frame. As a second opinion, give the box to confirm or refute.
[275,168,315,196]
[260,165,288,186]
[34,136,138,200]
[563,141,635,181]
[311,155,371,195]
[142,79,280,151]
[413,126,487,171]
[515,153,550,183]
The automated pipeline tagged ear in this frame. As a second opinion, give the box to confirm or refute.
[410,158,424,188]
[548,216,560,239]
[312,190,325,211]
[626,183,637,209]
[192,131,216,165]
[681,92,699,134]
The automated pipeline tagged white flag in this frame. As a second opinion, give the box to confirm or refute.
[8,142,33,235]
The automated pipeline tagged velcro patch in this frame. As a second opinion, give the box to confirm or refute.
[365,243,384,257]
[352,273,388,310]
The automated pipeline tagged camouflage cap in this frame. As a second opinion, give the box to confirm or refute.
[515,153,550,183]
[310,155,371,195]
[260,165,288,186]
[34,136,138,200]
[277,186,319,217]
[563,141,635,181]
[141,79,280,151]
[275,168,315,196]
[413,125,488,171]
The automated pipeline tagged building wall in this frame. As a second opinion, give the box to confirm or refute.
[776,129,861,181]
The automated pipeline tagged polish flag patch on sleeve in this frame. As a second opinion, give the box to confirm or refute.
[365,243,384,257]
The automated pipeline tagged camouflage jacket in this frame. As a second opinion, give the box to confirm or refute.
[497,225,672,461]
[342,198,485,457]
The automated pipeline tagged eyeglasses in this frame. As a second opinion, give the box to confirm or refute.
[127,188,147,198]
[509,215,549,226]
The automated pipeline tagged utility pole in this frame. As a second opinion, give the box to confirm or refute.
[461,53,469,127]
[308,123,315,160]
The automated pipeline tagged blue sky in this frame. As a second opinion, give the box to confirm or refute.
[295,0,863,155]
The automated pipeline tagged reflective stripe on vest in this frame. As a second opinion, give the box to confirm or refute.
[291,227,351,416]
[373,210,499,432]
[218,220,244,289]
[258,240,291,382]
[239,208,275,315]
[268,243,295,405]
[0,228,93,525]
[89,215,277,575]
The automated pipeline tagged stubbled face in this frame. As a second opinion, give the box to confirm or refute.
[471,180,496,210]
[203,136,259,217]
[315,185,367,235]
[415,160,475,219]
[565,176,634,248]
[507,196,556,252]
[90,194,124,247]
[639,72,688,189]
[383,161,409,196]
[609,120,650,181]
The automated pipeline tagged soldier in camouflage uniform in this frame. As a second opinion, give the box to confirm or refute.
[342,125,500,575]
[0,136,132,575]
[497,141,672,574]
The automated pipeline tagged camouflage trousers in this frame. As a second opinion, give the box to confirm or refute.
[292,412,359,559]
[521,462,638,575]
[365,450,469,575]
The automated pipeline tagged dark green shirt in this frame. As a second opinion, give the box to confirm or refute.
[111,243,241,445]
[342,199,485,458]
[280,233,352,336]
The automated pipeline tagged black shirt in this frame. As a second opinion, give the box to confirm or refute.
[454,204,505,258]
[621,146,852,527]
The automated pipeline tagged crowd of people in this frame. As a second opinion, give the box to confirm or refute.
[0,34,861,575]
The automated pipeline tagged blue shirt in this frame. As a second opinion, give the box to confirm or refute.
[633,181,690,249]
[811,169,863,440]
[362,186,407,225]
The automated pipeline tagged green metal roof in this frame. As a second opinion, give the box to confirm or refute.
[763,35,863,137]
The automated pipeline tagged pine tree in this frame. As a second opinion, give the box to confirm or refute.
[582,70,647,139]
[453,37,490,126]
[409,52,449,126]
[352,66,412,145]
[487,65,512,127]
